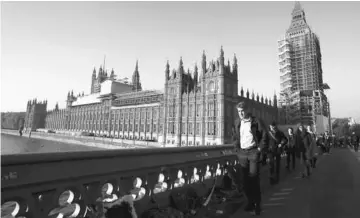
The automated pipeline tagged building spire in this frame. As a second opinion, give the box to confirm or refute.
[178,56,184,74]
[110,68,115,79]
[219,46,225,68]
[220,46,224,58]
[194,64,198,83]
[103,55,106,72]
[232,53,238,74]
[293,1,303,13]
[289,0,307,28]
[165,60,170,81]
[202,50,207,74]
[132,60,142,92]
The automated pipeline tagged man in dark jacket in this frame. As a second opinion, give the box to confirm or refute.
[233,101,267,216]
[296,125,312,178]
[263,122,288,184]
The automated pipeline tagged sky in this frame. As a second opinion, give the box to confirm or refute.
[1,1,360,121]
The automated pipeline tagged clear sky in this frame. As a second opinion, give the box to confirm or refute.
[1,1,360,121]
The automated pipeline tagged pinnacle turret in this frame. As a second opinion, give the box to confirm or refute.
[132,60,142,92]
[165,60,170,80]
[202,50,207,73]
[194,64,198,83]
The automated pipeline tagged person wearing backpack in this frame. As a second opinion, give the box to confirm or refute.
[233,101,267,216]
[263,122,288,185]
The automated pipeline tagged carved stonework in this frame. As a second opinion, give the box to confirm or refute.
[1,146,238,218]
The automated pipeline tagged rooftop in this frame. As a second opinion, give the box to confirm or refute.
[72,93,102,106]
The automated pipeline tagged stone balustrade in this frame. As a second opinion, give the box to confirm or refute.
[1,145,238,218]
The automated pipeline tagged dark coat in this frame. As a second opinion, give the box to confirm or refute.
[296,130,312,152]
[323,135,332,146]
[232,116,267,151]
[351,135,359,144]
[287,135,296,148]
[263,130,288,154]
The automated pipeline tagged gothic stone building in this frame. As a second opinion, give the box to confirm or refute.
[26,47,283,147]
[24,99,47,131]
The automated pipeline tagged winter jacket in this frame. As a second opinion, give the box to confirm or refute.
[232,116,267,151]
[296,131,312,152]
[263,130,288,154]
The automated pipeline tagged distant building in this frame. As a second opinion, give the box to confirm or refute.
[24,99,47,131]
[278,2,330,134]
[26,47,285,147]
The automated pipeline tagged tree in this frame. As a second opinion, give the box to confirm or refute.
[349,124,360,136]
[332,118,351,137]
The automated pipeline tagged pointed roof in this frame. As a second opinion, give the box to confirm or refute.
[220,45,224,57]
[179,56,183,67]
[132,60,140,78]
[287,1,309,34]
[293,1,303,13]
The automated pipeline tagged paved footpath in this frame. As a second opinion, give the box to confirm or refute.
[234,148,360,218]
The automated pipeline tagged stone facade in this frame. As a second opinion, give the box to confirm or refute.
[28,47,284,147]
[24,99,47,131]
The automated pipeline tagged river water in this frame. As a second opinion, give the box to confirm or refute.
[1,133,102,155]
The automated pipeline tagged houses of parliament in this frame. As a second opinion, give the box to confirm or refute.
[24,47,285,147]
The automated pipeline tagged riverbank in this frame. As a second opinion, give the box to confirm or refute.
[1,129,162,151]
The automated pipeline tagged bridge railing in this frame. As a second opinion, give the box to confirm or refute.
[1,145,238,218]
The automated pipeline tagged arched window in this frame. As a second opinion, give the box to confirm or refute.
[208,81,215,93]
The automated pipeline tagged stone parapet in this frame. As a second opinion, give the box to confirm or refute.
[1,145,237,218]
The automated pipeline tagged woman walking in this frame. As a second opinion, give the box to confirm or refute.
[306,125,318,169]
[285,127,296,171]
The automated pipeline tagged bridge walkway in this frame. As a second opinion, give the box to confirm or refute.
[233,148,360,218]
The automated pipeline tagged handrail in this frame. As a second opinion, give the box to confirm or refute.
[1,144,234,165]
[1,145,238,218]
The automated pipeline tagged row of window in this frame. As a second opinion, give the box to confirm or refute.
[67,122,164,134]
[66,107,163,123]
[168,122,217,136]
[168,102,217,118]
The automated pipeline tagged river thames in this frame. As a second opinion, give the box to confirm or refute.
[1,133,102,155]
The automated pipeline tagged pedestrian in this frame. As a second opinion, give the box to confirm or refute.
[323,131,332,154]
[233,101,267,216]
[306,125,318,168]
[19,125,24,137]
[295,125,312,178]
[351,132,359,152]
[285,127,296,171]
[263,122,288,185]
